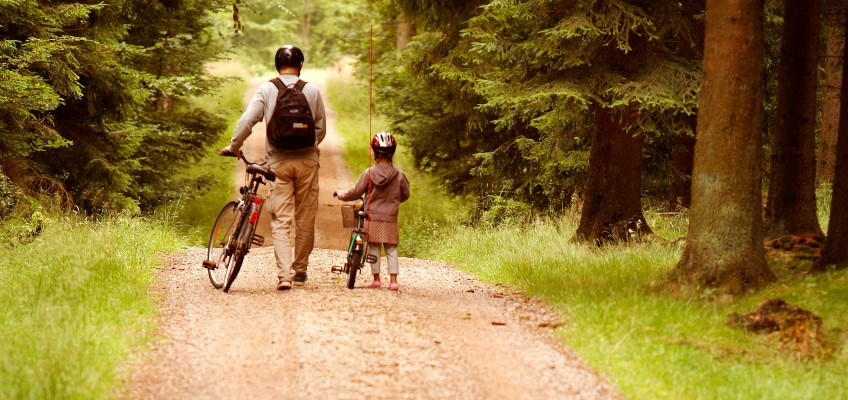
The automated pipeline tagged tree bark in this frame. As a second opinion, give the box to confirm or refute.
[155,92,174,113]
[669,115,696,208]
[671,0,775,295]
[818,8,846,185]
[667,1,704,210]
[813,7,848,272]
[396,14,416,49]
[575,104,652,244]
[765,0,823,239]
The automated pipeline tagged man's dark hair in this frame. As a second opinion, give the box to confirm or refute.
[275,45,305,71]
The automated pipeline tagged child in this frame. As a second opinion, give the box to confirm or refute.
[333,132,410,290]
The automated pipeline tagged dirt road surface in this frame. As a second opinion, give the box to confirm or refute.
[122,70,618,399]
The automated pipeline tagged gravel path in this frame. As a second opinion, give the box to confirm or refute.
[121,68,618,399]
[123,247,617,399]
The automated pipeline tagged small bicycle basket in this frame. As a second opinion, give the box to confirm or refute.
[340,204,356,229]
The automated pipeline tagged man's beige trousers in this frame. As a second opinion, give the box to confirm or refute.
[267,159,319,282]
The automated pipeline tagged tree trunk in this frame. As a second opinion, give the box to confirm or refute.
[813,7,848,272]
[671,0,775,295]
[396,14,416,49]
[155,91,174,113]
[667,1,704,210]
[818,8,845,185]
[765,0,823,239]
[301,0,311,50]
[669,115,696,208]
[575,104,652,244]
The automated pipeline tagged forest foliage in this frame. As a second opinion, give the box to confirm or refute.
[0,0,368,219]
[1,0,234,214]
[0,0,833,243]
[356,0,707,221]
[342,1,798,226]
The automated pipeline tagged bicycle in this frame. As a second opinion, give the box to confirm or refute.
[331,197,378,289]
[202,151,276,292]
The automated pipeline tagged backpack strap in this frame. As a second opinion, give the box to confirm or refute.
[270,78,308,93]
[270,78,307,89]
[269,77,285,91]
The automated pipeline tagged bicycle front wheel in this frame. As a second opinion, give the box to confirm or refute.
[347,248,361,289]
[207,201,241,289]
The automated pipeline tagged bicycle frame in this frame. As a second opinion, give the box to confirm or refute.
[235,160,271,248]
[203,153,275,292]
[347,212,367,266]
[333,198,378,288]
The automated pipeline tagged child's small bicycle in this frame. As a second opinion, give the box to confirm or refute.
[332,197,378,288]
[202,152,276,292]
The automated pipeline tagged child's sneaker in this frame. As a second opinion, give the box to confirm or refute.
[388,282,399,291]
[370,280,381,288]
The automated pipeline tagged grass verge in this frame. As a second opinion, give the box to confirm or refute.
[0,214,185,399]
[431,213,847,399]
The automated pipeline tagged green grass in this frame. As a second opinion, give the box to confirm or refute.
[431,217,847,399]
[0,214,185,399]
[324,77,374,173]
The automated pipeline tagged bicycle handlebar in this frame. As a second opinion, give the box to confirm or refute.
[221,151,276,183]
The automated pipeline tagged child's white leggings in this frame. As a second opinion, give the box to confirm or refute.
[367,242,398,275]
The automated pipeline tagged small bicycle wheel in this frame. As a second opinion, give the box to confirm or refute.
[347,249,361,289]
[207,201,241,289]
[223,217,254,293]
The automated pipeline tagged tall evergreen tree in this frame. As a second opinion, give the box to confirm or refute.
[0,2,100,161]
[818,3,847,185]
[2,0,232,213]
[765,0,823,239]
[576,105,650,242]
[813,4,848,272]
[374,1,701,238]
[672,0,775,295]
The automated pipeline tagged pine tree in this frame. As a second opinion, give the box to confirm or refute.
[673,0,775,294]
[813,3,848,272]
[765,0,824,239]
[2,0,233,213]
[371,1,701,236]
[0,2,101,160]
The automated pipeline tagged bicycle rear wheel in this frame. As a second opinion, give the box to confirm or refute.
[207,201,241,289]
[347,248,361,289]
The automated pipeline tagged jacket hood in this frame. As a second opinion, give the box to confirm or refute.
[369,164,399,188]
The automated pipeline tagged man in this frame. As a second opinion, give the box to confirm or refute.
[221,45,326,290]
